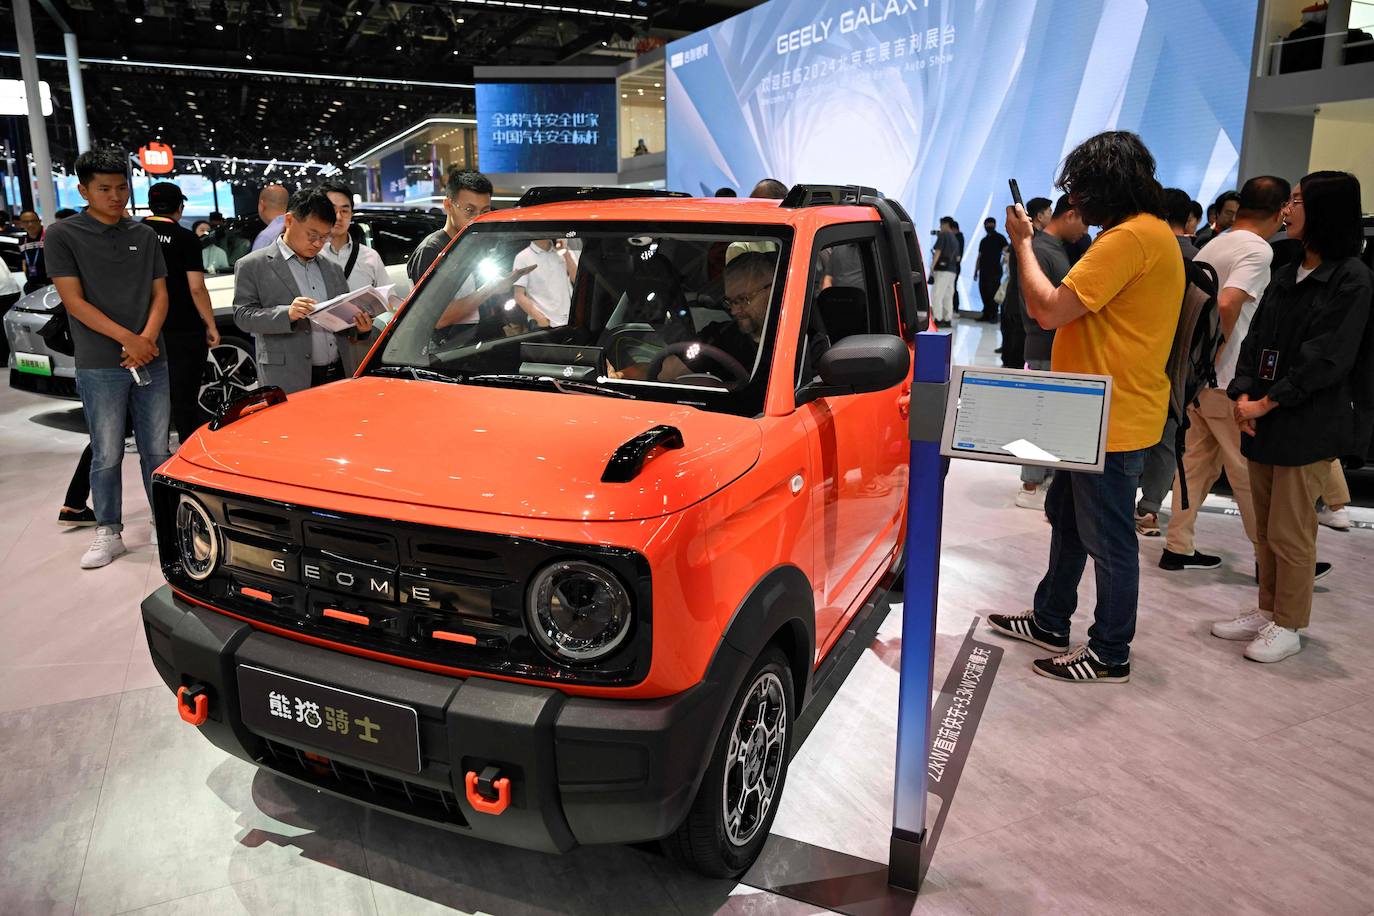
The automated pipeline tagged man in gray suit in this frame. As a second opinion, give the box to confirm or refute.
[233,188,375,393]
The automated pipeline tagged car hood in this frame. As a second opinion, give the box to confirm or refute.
[177,376,761,522]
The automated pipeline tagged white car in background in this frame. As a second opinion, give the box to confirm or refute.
[3,207,443,413]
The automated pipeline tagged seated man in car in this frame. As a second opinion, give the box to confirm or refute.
[609,250,776,386]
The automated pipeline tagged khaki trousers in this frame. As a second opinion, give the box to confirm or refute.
[1323,459,1350,509]
[1165,389,1258,556]
[1250,459,1328,629]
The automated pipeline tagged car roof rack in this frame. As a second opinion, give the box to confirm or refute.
[778,184,879,208]
[516,187,691,208]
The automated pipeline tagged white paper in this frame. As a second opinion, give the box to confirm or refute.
[1002,438,1061,463]
[307,285,394,333]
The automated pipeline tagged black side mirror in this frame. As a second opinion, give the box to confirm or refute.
[804,335,910,400]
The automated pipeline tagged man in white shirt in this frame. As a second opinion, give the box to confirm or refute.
[1160,176,1291,572]
[511,239,576,327]
[318,180,394,293]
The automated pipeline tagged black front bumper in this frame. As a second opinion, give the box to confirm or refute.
[141,585,748,853]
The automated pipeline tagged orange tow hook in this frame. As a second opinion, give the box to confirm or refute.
[177,684,210,726]
[465,767,511,815]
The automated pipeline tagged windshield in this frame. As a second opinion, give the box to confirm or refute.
[371,221,792,417]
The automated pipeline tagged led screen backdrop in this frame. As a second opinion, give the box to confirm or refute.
[476,81,618,173]
[668,0,1257,246]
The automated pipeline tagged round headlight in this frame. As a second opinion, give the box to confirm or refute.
[176,495,218,581]
[526,560,633,663]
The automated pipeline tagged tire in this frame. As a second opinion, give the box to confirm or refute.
[200,334,261,416]
[665,646,794,878]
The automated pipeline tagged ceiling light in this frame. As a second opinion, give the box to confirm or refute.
[215,23,224,30]
[134,17,144,24]
[394,44,402,51]
[245,53,253,60]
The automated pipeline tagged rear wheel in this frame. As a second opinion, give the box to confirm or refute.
[665,646,793,878]
[200,334,261,416]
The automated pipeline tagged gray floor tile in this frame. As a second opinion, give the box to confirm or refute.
[112,863,378,916]
[0,786,103,915]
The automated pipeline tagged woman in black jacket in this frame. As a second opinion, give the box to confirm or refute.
[1223,171,1373,663]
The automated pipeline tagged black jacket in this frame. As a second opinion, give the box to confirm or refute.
[1228,257,1374,467]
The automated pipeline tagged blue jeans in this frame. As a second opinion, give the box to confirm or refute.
[1032,449,1147,665]
[76,363,171,531]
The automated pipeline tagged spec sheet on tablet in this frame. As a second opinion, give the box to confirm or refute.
[940,367,1111,473]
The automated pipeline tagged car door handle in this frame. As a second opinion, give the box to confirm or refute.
[897,394,911,419]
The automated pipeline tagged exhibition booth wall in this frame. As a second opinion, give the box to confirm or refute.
[666,0,1258,236]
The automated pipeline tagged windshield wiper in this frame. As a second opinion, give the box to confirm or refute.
[464,373,637,399]
[370,364,459,384]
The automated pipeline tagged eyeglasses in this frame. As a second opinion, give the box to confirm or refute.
[1288,195,1304,208]
[302,229,330,245]
[453,202,491,218]
[722,282,772,310]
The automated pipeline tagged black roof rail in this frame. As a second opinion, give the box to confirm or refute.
[778,184,879,208]
[516,186,690,208]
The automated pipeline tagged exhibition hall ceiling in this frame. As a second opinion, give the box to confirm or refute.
[0,0,761,165]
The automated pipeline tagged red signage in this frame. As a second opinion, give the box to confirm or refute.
[139,142,174,174]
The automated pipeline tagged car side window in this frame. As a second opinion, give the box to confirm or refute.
[796,233,885,387]
[360,218,436,266]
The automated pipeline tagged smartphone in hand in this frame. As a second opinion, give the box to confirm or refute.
[1009,179,1024,209]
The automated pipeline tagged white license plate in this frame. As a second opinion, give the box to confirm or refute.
[14,352,52,376]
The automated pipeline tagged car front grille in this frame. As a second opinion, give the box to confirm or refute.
[154,478,653,687]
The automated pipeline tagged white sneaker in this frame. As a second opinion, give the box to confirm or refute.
[1015,485,1046,510]
[1244,622,1302,663]
[80,526,127,569]
[1317,506,1351,531]
[1211,609,1271,641]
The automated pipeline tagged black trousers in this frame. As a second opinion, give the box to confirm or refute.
[0,292,18,362]
[1000,298,1026,369]
[978,274,1002,322]
[165,329,209,443]
[311,360,345,387]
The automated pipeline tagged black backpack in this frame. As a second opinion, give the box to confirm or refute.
[1163,259,1222,510]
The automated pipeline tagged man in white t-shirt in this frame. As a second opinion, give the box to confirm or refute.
[1160,176,1291,572]
[512,239,576,327]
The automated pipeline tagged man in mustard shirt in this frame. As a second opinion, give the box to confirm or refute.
[989,131,1184,683]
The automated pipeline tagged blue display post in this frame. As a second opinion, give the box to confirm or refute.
[888,329,952,892]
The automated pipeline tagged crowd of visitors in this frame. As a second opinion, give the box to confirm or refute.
[983,131,1370,673]
[12,141,1371,678]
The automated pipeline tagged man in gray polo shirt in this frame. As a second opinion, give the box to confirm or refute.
[1016,194,1085,509]
[44,149,170,569]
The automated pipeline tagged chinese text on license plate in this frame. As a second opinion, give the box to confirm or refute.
[236,665,421,773]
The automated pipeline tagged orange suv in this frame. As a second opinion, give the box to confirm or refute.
[142,185,928,877]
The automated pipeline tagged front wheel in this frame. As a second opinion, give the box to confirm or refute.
[665,647,794,878]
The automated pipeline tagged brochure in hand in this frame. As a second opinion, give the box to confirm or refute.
[307,285,395,333]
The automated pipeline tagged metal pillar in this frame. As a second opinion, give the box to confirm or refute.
[888,330,952,893]
[13,0,57,220]
[64,32,90,153]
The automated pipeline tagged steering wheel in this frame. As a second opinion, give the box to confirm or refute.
[646,341,751,387]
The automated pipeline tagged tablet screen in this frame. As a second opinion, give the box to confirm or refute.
[945,369,1108,469]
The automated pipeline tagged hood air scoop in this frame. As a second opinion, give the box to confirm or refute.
[601,425,685,483]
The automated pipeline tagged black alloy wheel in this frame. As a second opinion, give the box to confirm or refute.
[200,335,261,416]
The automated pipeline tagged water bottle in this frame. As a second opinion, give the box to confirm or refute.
[129,365,151,387]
